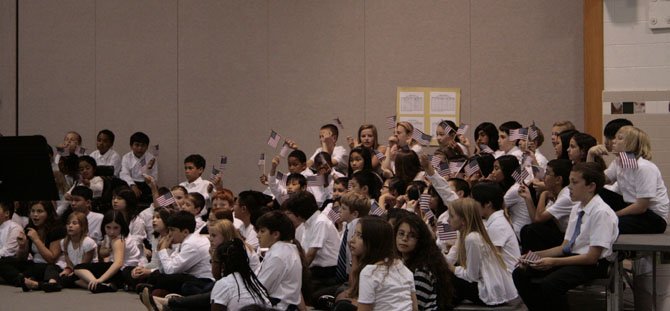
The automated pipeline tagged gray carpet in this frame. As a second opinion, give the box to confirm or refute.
[1,285,145,311]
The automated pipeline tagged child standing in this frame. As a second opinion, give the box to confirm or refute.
[307,123,349,175]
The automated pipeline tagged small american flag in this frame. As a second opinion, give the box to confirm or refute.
[279,142,293,158]
[327,206,341,223]
[369,201,387,216]
[412,128,432,146]
[437,162,451,178]
[333,117,344,129]
[618,152,638,169]
[418,194,434,220]
[512,167,530,184]
[528,126,539,141]
[509,128,529,141]
[55,146,69,156]
[306,175,325,187]
[373,149,386,161]
[267,130,281,148]
[479,144,494,154]
[156,191,176,207]
[439,120,454,134]
[219,156,228,171]
[464,160,480,177]
[276,171,288,185]
[448,161,466,176]
[437,222,458,241]
[258,153,265,166]
[386,115,397,130]
[133,157,147,175]
[76,147,87,155]
[456,124,469,136]
[430,155,441,169]
[151,144,160,157]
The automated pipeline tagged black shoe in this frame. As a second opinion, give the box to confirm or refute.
[42,282,62,293]
[136,282,154,294]
[91,282,117,294]
[316,295,336,310]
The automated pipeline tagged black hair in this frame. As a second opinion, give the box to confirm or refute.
[78,155,98,173]
[427,186,448,217]
[347,146,373,177]
[448,177,471,198]
[547,159,572,188]
[62,155,80,177]
[112,188,140,223]
[321,124,339,139]
[188,192,206,211]
[98,129,115,144]
[387,177,406,196]
[0,200,15,218]
[288,149,307,164]
[256,210,296,241]
[571,132,598,163]
[352,170,382,200]
[557,129,578,160]
[386,208,414,225]
[286,173,307,188]
[334,177,349,189]
[167,210,196,233]
[471,181,504,211]
[184,154,206,169]
[472,153,495,178]
[474,122,500,151]
[282,191,318,220]
[71,185,93,201]
[604,118,633,139]
[237,190,270,227]
[152,208,173,238]
[498,121,523,136]
[406,181,427,201]
[314,152,332,168]
[572,162,605,193]
[215,239,271,307]
[129,131,150,145]
[101,210,130,238]
[496,155,520,192]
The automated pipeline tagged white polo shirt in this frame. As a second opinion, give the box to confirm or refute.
[300,210,339,267]
[563,194,618,260]
[485,210,521,273]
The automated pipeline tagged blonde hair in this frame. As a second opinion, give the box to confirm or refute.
[62,212,89,258]
[552,121,576,133]
[340,191,371,216]
[450,198,506,270]
[397,121,419,147]
[617,126,652,160]
[209,219,241,242]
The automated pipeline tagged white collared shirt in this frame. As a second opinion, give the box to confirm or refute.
[300,210,339,267]
[158,233,213,279]
[179,177,213,202]
[87,211,104,244]
[546,187,580,232]
[563,195,618,259]
[604,158,669,221]
[238,222,259,251]
[89,148,122,177]
[119,151,158,186]
[505,183,531,239]
[257,241,302,308]
[0,220,23,257]
[485,210,521,273]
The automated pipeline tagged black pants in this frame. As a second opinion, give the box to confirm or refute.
[512,258,610,311]
[147,271,213,295]
[0,259,60,286]
[74,262,127,286]
[598,188,667,234]
[520,220,564,252]
[451,275,486,306]
[135,181,154,207]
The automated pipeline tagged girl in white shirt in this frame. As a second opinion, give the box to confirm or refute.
[59,212,97,289]
[112,188,146,241]
[486,155,531,239]
[447,198,518,306]
[339,216,418,311]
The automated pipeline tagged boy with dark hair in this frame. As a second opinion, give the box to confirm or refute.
[179,154,212,215]
[269,149,327,206]
[283,191,339,294]
[256,211,302,310]
[181,193,207,233]
[498,121,524,162]
[307,124,349,175]
[0,200,22,259]
[233,190,270,250]
[471,182,520,272]
[69,186,104,243]
[120,132,157,205]
[603,118,633,152]
[513,162,618,311]
[89,129,122,177]
[448,177,471,198]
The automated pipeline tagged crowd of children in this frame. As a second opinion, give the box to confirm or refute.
[0,117,667,311]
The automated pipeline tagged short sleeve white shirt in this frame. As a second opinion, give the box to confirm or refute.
[604,158,669,221]
[563,195,619,260]
[210,272,269,310]
[61,236,98,266]
[257,241,302,309]
[505,183,531,239]
[485,210,521,273]
[300,211,339,267]
[546,187,580,232]
[358,260,415,311]
[89,148,122,177]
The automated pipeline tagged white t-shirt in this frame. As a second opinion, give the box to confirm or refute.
[485,210,521,273]
[300,211,339,267]
[545,187,580,232]
[210,272,269,311]
[358,259,415,311]
[505,183,531,239]
[257,241,302,309]
[60,236,98,267]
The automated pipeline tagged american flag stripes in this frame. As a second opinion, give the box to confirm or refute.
[520,251,541,264]
[369,201,386,216]
[430,155,441,169]
[156,191,176,207]
[419,194,435,220]
[512,167,530,184]
[211,166,220,176]
[439,120,454,134]
[456,124,469,136]
[327,206,341,223]
[618,152,638,169]
[412,128,432,146]
[306,175,325,187]
[386,116,397,130]
[373,149,386,161]
[437,222,458,241]
[448,161,466,176]
[528,126,539,141]
[437,162,451,178]
[479,144,494,154]
[279,142,293,158]
[509,128,529,141]
[464,160,480,177]
[267,130,281,148]
[133,158,147,175]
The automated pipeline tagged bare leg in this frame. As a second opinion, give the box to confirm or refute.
[74,269,96,288]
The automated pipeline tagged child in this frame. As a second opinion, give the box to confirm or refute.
[589,126,668,233]
[139,177,186,237]
[519,159,577,251]
[513,162,618,310]
[567,132,598,165]
[0,200,22,259]
[347,146,373,177]
[342,216,418,311]
[255,210,303,310]
[179,154,213,213]
[382,122,422,178]
[335,192,370,284]
[447,198,518,306]
[435,120,468,157]
[69,186,104,243]
[527,124,548,170]
[394,148,424,186]
[74,210,141,293]
[89,129,122,177]
[395,213,453,310]
[130,208,172,284]
[119,131,158,205]
[54,131,83,165]
[349,170,382,207]
[210,189,244,229]
[74,155,104,199]
[112,188,146,241]
[233,190,270,251]
[486,155,530,239]
[181,192,207,233]
[470,182,520,272]
[473,122,500,155]
[284,191,339,290]
[307,123,349,174]
[269,150,327,207]
[554,129,577,161]
[210,239,271,310]
[497,121,523,162]
[348,124,387,170]
[59,212,97,289]
[602,118,633,152]
[550,120,576,147]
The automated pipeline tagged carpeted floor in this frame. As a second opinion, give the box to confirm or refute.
[1,285,145,311]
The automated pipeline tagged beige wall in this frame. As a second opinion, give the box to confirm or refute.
[0,0,585,193]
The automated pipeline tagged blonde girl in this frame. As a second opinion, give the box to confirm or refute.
[59,212,97,288]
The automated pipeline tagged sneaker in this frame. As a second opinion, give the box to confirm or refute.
[316,295,336,309]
